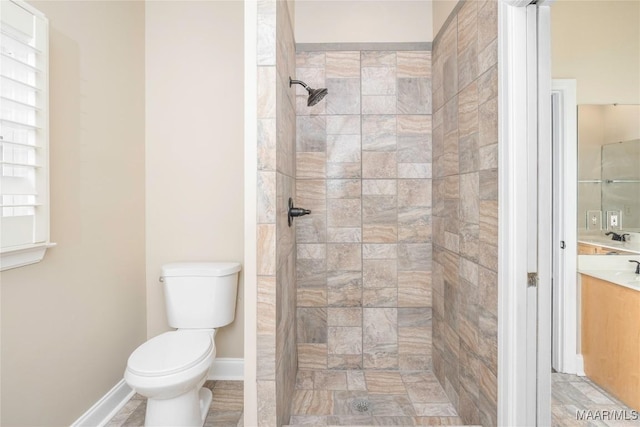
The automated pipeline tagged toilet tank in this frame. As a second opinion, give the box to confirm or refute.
[161,262,241,329]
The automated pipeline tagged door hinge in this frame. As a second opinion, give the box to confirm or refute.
[560,240,566,249]
[527,272,538,288]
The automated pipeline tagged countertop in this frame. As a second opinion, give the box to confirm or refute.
[578,254,640,291]
[578,232,640,254]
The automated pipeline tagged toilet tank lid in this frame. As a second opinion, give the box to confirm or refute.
[161,262,241,277]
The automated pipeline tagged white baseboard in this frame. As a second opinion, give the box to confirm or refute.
[209,357,244,380]
[71,358,244,427]
[71,379,134,427]
[576,354,586,376]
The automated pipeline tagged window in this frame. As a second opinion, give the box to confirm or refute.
[0,0,52,270]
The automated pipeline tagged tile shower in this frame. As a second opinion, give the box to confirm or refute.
[294,49,433,372]
[255,0,499,425]
[289,49,452,423]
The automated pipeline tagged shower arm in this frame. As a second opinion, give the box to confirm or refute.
[289,78,310,92]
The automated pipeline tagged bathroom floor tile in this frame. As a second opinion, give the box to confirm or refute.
[106,380,243,427]
[551,373,635,427]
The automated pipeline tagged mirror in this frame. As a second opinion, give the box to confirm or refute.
[602,139,640,231]
[577,105,640,232]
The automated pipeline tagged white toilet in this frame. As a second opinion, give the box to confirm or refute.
[124,262,241,427]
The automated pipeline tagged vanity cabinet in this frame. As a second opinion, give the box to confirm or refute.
[578,243,634,255]
[581,274,640,411]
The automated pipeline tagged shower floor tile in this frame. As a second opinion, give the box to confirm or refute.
[288,369,464,426]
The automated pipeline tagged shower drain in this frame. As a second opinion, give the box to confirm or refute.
[352,398,371,413]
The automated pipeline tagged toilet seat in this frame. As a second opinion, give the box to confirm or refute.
[127,332,213,377]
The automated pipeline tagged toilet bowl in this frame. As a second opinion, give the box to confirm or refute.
[125,331,216,426]
[124,261,241,427]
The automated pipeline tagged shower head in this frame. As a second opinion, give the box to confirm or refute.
[289,77,328,107]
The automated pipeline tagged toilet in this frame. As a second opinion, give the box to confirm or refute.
[124,262,241,427]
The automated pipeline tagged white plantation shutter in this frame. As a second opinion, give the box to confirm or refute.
[0,0,51,267]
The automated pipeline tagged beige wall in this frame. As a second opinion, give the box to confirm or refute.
[552,0,640,104]
[145,1,244,357]
[0,1,146,426]
[295,0,433,43]
[433,0,458,39]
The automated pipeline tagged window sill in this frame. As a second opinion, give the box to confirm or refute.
[0,242,56,271]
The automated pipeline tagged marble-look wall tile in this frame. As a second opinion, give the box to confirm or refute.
[362,195,397,224]
[432,2,498,425]
[326,78,361,115]
[362,115,397,151]
[362,51,396,67]
[327,134,361,163]
[296,51,325,68]
[295,49,432,376]
[297,152,326,179]
[257,276,276,335]
[398,271,431,307]
[457,1,478,91]
[363,259,397,288]
[327,199,361,227]
[257,0,276,66]
[327,271,362,307]
[479,97,498,147]
[362,179,397,196]
[327,243,362,271]
[297,307,328,343]
[327,179,361,199]
[397,51,431,78]
[362,224,397,243]
[257,224,276,275]
[362,95,397,115]
[327,227,361,243]
[398,78,432,114]
[327,307,362,326]
[297,116,326,152]
[258,66,277,118]
[328,326,363,355]
[362,67,397,96]
[258,119,277,171]
[326,115,360,135]
[256,5,298,425]
[257,171,277,223]
[326,52,360,78]
[363,308,398,369]
[327,162,362,179]
[363,287,398,307]
[362,152,397,178]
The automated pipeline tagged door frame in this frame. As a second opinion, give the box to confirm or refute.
[551,79,578,375]
[497,1,553,425]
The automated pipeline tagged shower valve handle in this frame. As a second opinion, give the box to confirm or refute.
[290,207,311,217]
[288,198,311,227]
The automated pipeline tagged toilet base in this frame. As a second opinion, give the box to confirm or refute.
[144,386,212,427]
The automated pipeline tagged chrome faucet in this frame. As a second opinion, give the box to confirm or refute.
[630,260,640,275]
